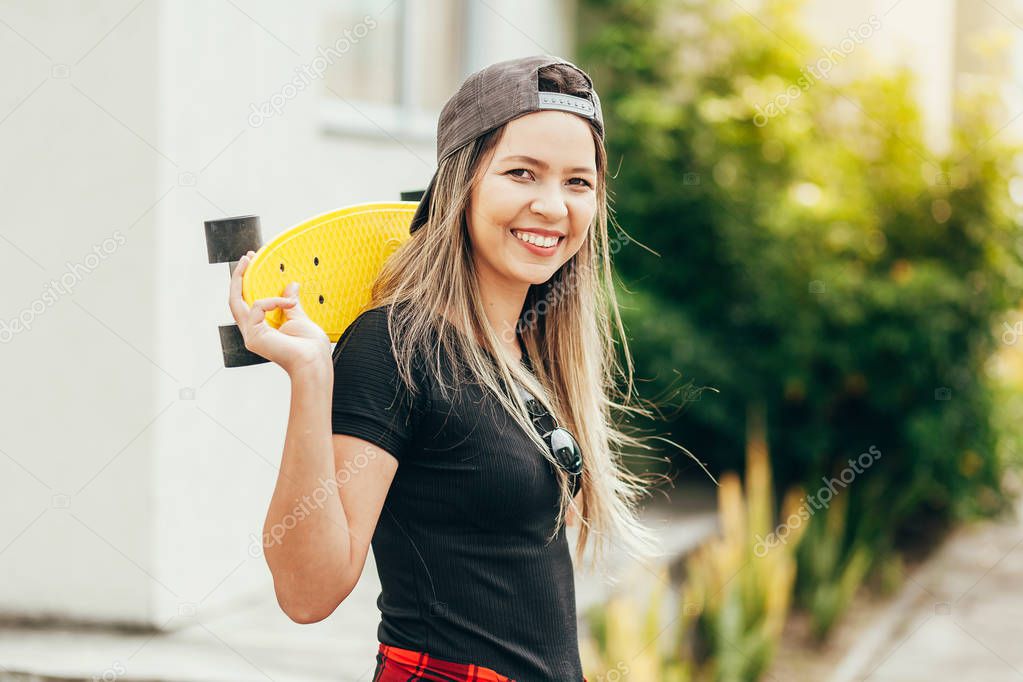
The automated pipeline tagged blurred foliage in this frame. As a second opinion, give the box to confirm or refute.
[582,405,804,681]
[582,564,692,681]
[793,486,873,641]
[580,0,1023,638]
[678,404,805,681]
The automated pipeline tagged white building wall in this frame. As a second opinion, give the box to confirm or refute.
[0,0,573,628]
[798,0,1023,156]
[799,0,958,156]
[0,0,162,625]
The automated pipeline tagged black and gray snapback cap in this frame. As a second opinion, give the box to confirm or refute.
[408,54,604,234]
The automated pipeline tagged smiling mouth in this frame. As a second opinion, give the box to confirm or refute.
[510,229,564,249]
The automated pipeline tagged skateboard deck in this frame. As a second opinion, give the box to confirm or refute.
[240,201,416,342]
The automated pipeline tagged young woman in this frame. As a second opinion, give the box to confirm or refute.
[228,54,666,681]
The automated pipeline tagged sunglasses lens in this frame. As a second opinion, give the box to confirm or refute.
[549,428,583,474]
[515,380,583,475]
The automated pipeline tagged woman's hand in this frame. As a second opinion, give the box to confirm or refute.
[228,250,331,376]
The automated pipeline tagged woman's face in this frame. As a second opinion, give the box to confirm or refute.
[466,110,598,291]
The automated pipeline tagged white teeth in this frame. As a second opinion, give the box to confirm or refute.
[513,230,559,248]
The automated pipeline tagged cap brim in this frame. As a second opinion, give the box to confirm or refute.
[408,171,438,234]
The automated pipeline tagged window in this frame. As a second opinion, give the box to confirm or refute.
[321,0,469,140]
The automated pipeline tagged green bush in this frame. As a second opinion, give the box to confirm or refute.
[580,0,1023,637]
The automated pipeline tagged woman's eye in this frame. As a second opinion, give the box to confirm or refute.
[507,169,593,189]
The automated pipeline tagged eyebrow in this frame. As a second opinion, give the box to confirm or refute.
[498,155,596,175]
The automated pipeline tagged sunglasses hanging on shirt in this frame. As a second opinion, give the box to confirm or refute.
[512,380,584,477]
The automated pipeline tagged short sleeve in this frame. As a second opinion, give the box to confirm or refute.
[331,306,425,461]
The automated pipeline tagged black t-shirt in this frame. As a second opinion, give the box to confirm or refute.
[330,303,583,682]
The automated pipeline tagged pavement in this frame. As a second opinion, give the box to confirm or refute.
[831,497,1023,682]
[0,486,718,682]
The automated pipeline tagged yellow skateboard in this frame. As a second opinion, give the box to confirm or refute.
[204,193,422,367]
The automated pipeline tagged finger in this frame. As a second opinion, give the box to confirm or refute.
[280,282,308,319]
[252,297,299,313]
[247,296,298,326]
[228,252,256,322]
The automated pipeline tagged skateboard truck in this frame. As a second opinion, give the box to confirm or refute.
[204,215,267,368]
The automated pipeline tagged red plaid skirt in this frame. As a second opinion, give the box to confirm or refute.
[372,642,588,681]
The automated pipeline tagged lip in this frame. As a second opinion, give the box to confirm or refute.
[510,229,563,256]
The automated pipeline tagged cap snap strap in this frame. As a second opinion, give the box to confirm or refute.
[537,91,595,118]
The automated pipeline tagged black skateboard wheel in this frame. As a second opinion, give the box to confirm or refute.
[218,324,270,368]
[205,215,263,265]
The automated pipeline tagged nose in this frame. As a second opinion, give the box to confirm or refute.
[529,180,569,223]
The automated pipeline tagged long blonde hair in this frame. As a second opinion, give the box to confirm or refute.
[367,64,672,575]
